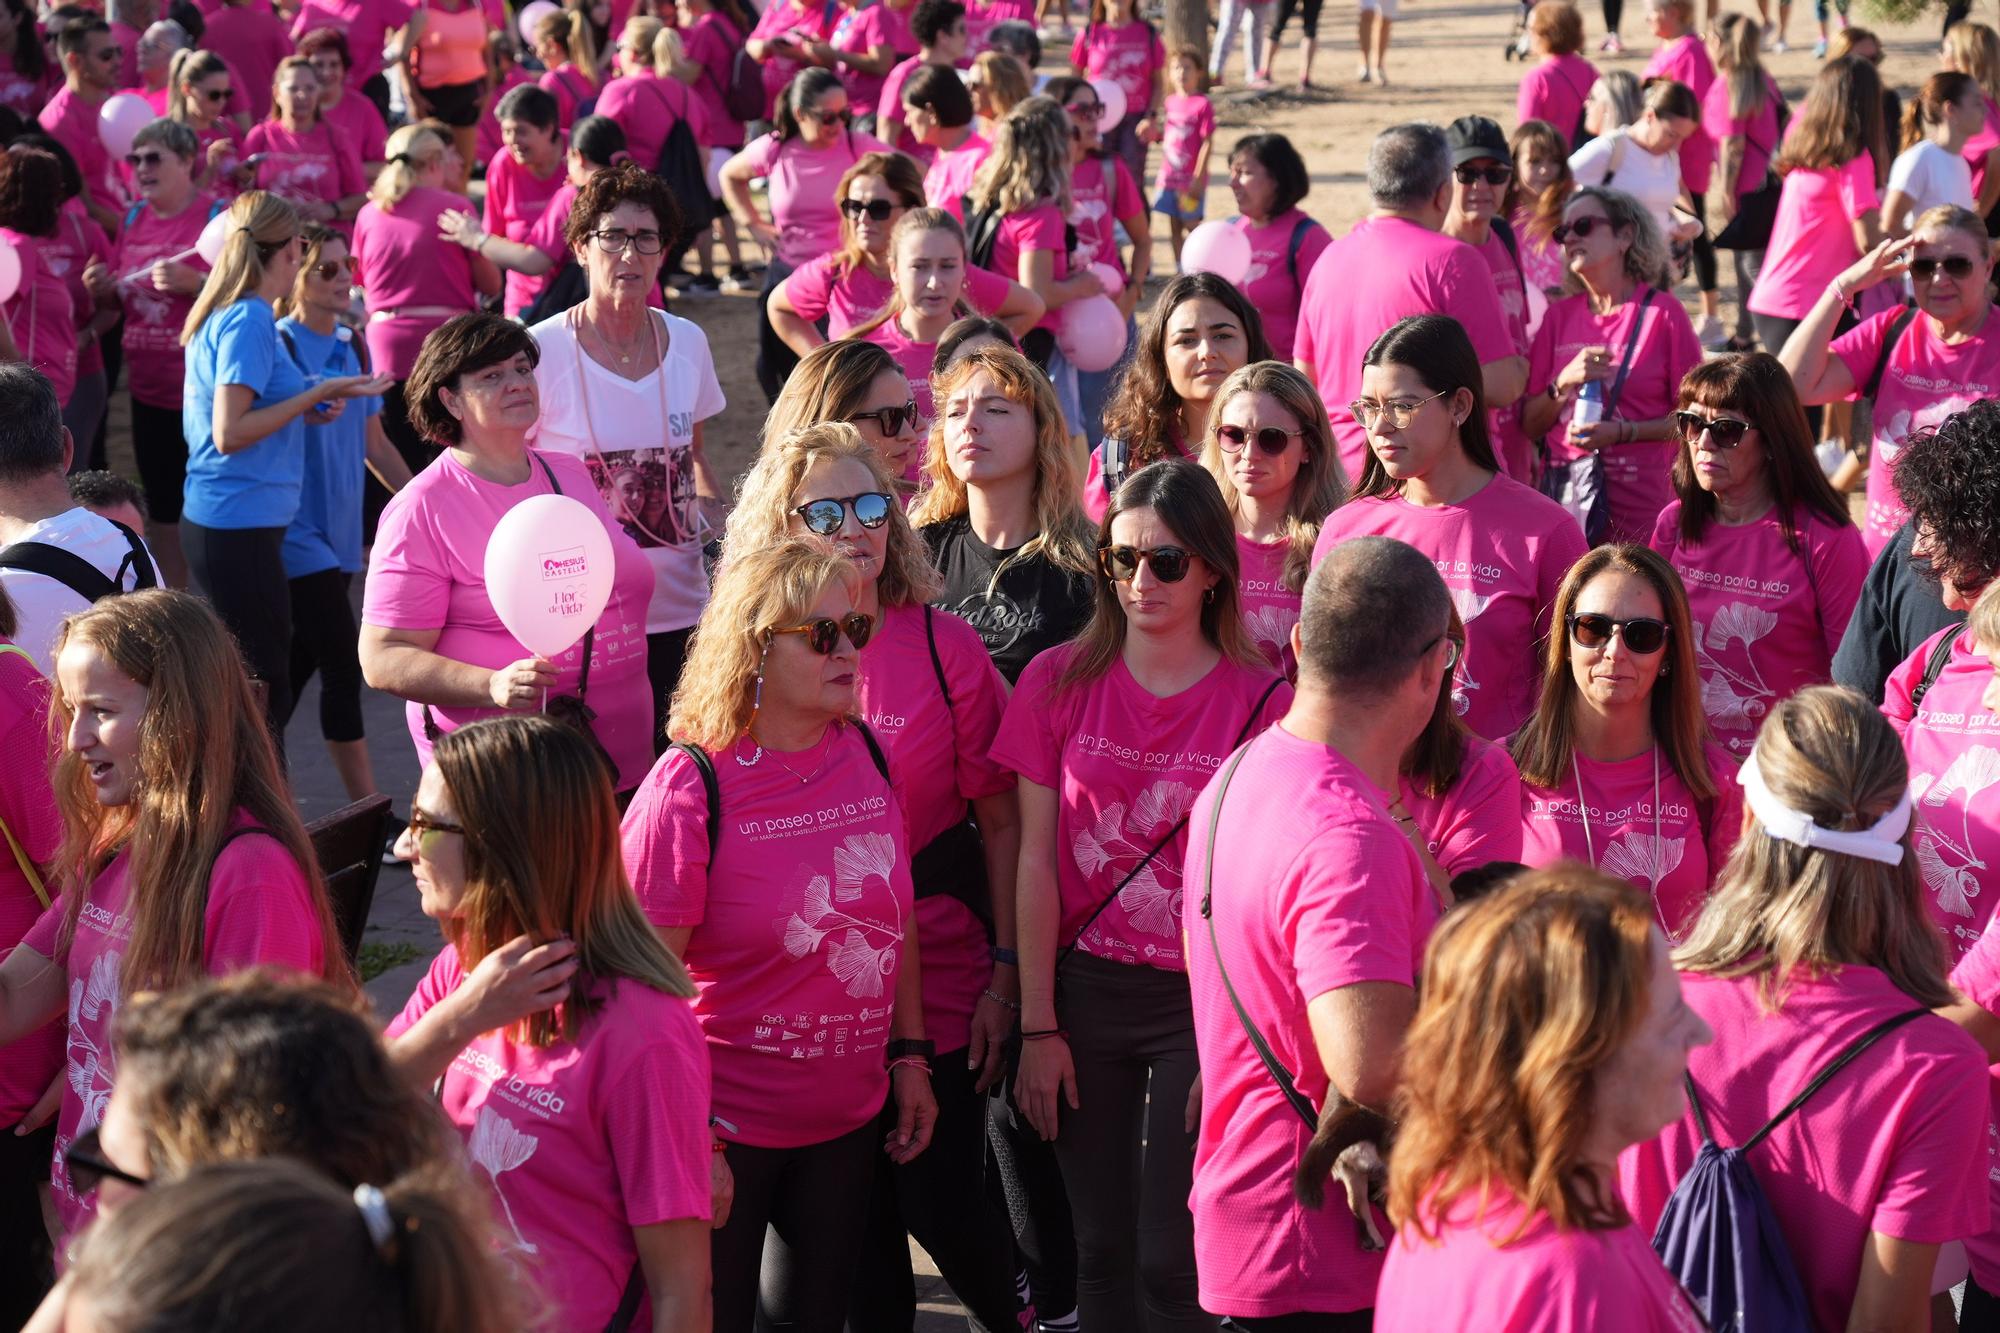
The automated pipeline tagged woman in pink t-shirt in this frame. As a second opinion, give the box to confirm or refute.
[387,715,711,1331]
[0,0,50,120]
[1703,14,1784,351]
[0,590,342,1249]
[299,27,390,178]
[1086,271,1269,521]
[0,149,77,414]
[1506,119,1576,326]
[766,338,932,501]
[997,458,1289,1331]
[621,537,936,1330]
[1521,185,1703,544]
[1068,0,1163,188]
[1324,314,1588,742]
[794,0,914,130]
[1511,545,1741,941]
[1621,687,1991,1333]
[531,7,600,129]
[1650,353,1866,761]
[770,150,925,352]
[1641,0,1721,346]
[1198,360,1344,676]
[1379,868,1712,1333]
[1226,131,1330,362]
[167,49,247,197]
[1783,207,2000,556]
[241,57,369,232]
[476,83,568,318]
[1517,0,1598,148]
[1943,21,2000,220]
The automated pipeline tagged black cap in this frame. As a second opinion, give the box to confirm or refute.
[1445,115,1510,167]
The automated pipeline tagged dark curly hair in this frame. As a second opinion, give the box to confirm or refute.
[1100,272,1271,468]
[561,159,683,257]
[1895,398,2000,593]
[0,145,64,236]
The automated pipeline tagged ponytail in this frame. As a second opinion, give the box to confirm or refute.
[167,47,229,123]
[183,191,300,344]
[1906,70,1978,152]
[775,67,844,142]
[370,123,447,210]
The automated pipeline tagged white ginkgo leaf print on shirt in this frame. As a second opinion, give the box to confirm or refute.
[468,1106,540,1254]
[1132,780,1197,835]
[832,831,896,903]
[1071,781,1200,942]
[774,835,907,998]
[1073,802,1128,879]
[1918,837,1979,919]
[1599,832,1686,890]
[1912,746,2000,924]
[1705,601,1778,652]
[827,927,896,997]
[1701,671,1765,728]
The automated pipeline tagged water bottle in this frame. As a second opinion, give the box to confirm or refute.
[1572,379,1605,432]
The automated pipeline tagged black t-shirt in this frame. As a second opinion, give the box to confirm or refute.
[1831,519,1964,704]
[921,514,1093,684]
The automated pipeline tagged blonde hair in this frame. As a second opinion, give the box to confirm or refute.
[1388,867,1657,1239]
[1946,21,2000,104]
[763,338,908,446]
[369,123,447,210]
[1198,361,1345,594]
[909,345,1095,579]
[1969,576,2000,649]
[967,94,1071,217]
[670,538,863,751]
[651,24,685,73]
[831,150,927,279]
[273,222,341,320]
[619,15,662,68]
[1712,12,1768,121]
[1675,686,1953,1009]
[729,422,942,608]
[183,191,299,343]
[972,49,1031,117]
[535,8,599,83]
[1913,202,1994,259]
[849,207,977,341]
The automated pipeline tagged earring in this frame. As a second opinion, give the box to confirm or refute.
[1204,586,1217,604]
[738,639,771,767]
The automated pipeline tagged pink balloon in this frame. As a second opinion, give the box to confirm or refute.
[483,494,616,659]
[1088,261,1124,297]
[1180,219,1253,286]
[0,241,20,305]
[1057,295,1128,373]
[97,93,154,159]
[517,0,560,44]
[1091,78,1127,132]
[194,210,232,266]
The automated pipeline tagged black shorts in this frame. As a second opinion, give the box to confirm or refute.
[419,78,486,127]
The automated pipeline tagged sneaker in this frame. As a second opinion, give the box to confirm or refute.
[1600,32,1623,52]
[1812,37,1827,57]
[1357,63,1372,82]
[1374,67,1389,85]
[381,813,407,865]
[1770,36,1788,51]
[1696,315,1728,351]
[686,273,722,295]
[721,264,757,294]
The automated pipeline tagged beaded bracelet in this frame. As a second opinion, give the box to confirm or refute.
[981,987,1022,1011]
[888,1056,933,1076]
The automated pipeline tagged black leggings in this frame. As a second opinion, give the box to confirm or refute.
[286,568,365,742]
[713,1119,878,1332]
[183,521,292,745]
[130,397,188,524]
[849,1049,1022,1333]
[647,626,693,759]
[988,1086,1078,1319]
[1689,189,1718,294]
[364,381,439,547]
[1602,0,1622,31]
[756,258,801,404]
[0,1124,55,1331]
[1270,0,1324,43]
[1050,953,1212,1332]
[1223,1316,1373,1332]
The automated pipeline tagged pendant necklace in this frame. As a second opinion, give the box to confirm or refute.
[1572,745,1673,940]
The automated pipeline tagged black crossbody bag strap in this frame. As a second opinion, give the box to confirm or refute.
[1682,1007,1930,1151]
[1912,625,1966,707]
[1199,739,1318,1128]
[1600,286,1655,421]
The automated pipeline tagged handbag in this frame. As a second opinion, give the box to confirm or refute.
[1536,286,1655,545]
[1714,91,1790,251]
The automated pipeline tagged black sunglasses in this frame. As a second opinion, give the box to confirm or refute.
[1674,410,1753,449]
[1098,544,1193,583]
[1454,163,1512,186]
[1910,256,1979,282]
[202,87,230,103]
[792,491,894,535]
[124,150,168,168]
[770,612,874,654]
[66,1126,148,1195]
[840,197,898,221]
[1552,216,1611,245]
[806,106,852,125]
[1217,422,1304,455]
[847,399,921,436]
[1567,612,1670,654]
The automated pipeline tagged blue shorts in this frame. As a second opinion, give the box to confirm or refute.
[1152,185,1205,221]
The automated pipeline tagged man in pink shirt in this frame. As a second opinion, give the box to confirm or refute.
[39,17,125,235]
[1294,123,1525,482]
[108,0,154,90]
[1183,536,1449,1326]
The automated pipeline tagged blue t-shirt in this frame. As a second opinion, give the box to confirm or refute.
[278,318,379,578]
[182,296,310,530]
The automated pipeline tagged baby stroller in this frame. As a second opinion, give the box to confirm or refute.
[1502,0,1534,58]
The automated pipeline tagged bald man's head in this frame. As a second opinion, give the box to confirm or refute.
[1298,537,1452,698]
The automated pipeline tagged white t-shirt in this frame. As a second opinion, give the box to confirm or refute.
[0,507,160,673]
[1569,130,1684,236]
[527,307,727,635]
[1886,140,1975,231]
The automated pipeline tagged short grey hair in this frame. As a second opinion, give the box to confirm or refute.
[1299,536,1451,696]
[1367,123,1450,210]
[0,364,66,485]
[1567,186,1670,287]
[132,116,199,162]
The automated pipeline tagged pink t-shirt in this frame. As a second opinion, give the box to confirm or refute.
[829,0,912,119]
[1236,533,1298,676]
[195,120,249,198]
[37,87,121,227]
[856,269,1014,420]
[989,644,1291,971]
[854,604,1012,1053]
[1618,966,1992,1333]
[749,0,834,118]
[1313,476,1587,742]
[387,947,711,1330]
[1399,735,1527,880]
[737,128,891,268]
[1080,433,1188,523]
[323,87,389,166]
[1295,216,1515,482]
[20,817,327,1242]
[620,725,917,1148]
[1070,152,1142,272]
[474,67,533,168]
[597,72,711,190]
[878,53,932,162]
[1947,928,2000,1291]
[1642,35,1716,193]
[1476,225,1533,479]
[782,252,892,338]
[293,0,415,88]
[1234,209,1328,363]
[0,647,61,1128]
[42,203,113,379]
[481,147,568,318]
[1377,1193,1708,1333]
[1702,73,1784,199]
[539,63,595,131]
[925,130,991,220]
[1883,625,2000,963]
[351,185,482,376]
[682,13,747,148]
[1155,91,1213,196]
[0,229,77,408]
[1747,153,1880,321]
[0,63,50,119]
[1182,722,1435,1318]
[1967,95,2000,204]
[1648,501,1868,760]
[1069,21,1162,120]
[988,202,1070,333]
[1519,740,1743,941]
[361,448,656,790]
[960,0,1033,49]
[1517,54,1598,149]
[243,119,368,233]
[1830,306,2000,556]
[112,195,217,407]
[1527,287,1703,543]
[204,6,295,123]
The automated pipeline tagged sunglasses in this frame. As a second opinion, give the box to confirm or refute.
[1067,100,1104,119]
[770,612,874,654]
[406,807,465,858]
[1909,256,1979,282]
[840,197,898,221]
[312,257,353,282]
[805,106,852,125]
[1097,543,1193,583]
[124,150,170,169]
[1454,163,1512,186]
[792,491,894,535]
[1674,410,1753,449]
[1552,216,1611,245]
[1567,612,1671,654]
[1217,422,1304,455]
[202,87,230,103]
[847,399,921,436]
[65,1126,148,1196]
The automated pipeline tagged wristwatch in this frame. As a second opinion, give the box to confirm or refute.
[885,1038,936,1063]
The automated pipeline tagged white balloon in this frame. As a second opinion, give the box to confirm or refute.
[483,494,616,659]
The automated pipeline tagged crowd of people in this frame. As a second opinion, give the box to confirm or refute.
[4,0,2000,1329]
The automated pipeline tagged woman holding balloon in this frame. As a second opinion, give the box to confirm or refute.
[359,312,656,793]
[0,148,78,426]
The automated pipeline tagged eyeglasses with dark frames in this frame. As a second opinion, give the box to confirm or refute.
[1909,256,1979,282]
[839,197,899,221]
[1566,612,1670,654]
[65,1126,149,1196]
[846,399,922,436]
[592,229,664,255]
[1216,422,1305,455]
[1453,163,1512,186]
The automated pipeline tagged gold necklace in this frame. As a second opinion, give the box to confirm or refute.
[762,724,837,785]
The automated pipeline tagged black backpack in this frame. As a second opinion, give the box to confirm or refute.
[0,519,157,604]
[644,79,719,270]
